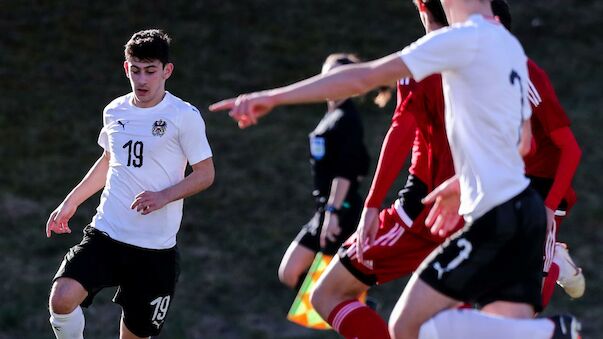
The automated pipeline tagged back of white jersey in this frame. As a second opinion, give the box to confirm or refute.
[92,92,212,249]
[400,15,531,221]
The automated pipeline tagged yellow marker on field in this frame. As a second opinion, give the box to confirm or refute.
[287,253,366,330]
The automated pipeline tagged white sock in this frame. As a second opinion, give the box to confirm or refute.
[419,309,554,339]
[49,306,85,339]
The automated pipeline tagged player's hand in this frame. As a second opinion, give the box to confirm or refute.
[46,202,77,238]
[320,213,341,249]
[356,207,379,263]
[131,191,169,215]
[545,206,556,238]
[422,176,461,238]
[209,92,276,129]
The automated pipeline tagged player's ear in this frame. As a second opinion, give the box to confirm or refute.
[163,63,174,80]
[123,61,130,78]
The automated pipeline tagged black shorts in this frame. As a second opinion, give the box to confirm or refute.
[418,188,546,312]
[54,226,180,337]
[296,193,362,255]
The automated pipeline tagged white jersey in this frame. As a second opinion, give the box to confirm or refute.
[92,91,212,249]
[399,14,531,222]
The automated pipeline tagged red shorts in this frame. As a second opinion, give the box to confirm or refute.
[339,205,453,285]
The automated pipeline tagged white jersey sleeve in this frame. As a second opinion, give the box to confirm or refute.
[398,25,480,82]
[178,106,212,165]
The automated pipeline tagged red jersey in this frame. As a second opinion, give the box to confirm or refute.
[364,78,416,208]
[405,74,454,192]
[365,74,454,207]
[524,59,581,210]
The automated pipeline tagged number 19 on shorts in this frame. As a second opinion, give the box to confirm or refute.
[150,295,171,328]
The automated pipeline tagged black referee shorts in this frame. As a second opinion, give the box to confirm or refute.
[418,188,547,312]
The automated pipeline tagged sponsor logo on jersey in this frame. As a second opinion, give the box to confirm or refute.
[152,120,167,137]
[117,120,128,130]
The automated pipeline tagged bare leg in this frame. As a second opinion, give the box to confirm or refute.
[481,301,535,318]
[49,278,88,314]
[49,278,88,339]
[310,256,369,318]
[278,241,316,289]
[389,274,459,339]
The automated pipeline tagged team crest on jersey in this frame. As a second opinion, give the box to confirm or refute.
[152,120,167,137]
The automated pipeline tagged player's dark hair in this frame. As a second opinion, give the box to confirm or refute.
[415,0,449,27]
[124,29,171,66]
[491,0,512,30]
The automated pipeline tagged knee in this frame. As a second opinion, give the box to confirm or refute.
[49,281,83,315]
[49,292,77,315]
[278,264,301,290]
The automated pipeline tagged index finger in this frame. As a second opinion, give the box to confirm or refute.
[209,98,236,112]
[46,211,58,238]
[421,188,441,205]
[356,231,364,263]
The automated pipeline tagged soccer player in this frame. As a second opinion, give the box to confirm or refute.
[490,0,585,308]
[211,0,577,337]
[46,29,214,339]
[278,53,370,290]
[305,2,460,338]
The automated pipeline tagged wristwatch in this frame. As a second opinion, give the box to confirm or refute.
[324,204,340,215]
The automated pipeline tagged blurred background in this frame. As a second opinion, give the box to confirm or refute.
[1,0,601,338]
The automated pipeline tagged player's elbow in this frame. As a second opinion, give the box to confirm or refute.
[201,165,215,190]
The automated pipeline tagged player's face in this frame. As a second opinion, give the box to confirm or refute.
[124,58,173,108]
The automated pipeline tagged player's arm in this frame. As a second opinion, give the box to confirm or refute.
[355,97,417,262]
[530,65,582,211]
[46,151,110,237]
[518,119,533,156]
[365,112,417,209]
[320,177,351,248]
[209,54,411,128]
[545,127,581,210]
[131,157,215,215]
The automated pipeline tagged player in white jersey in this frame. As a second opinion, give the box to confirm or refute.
[46,29,214,339]
[210,0,580,338]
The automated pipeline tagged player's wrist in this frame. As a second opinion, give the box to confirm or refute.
[324,204,341,215]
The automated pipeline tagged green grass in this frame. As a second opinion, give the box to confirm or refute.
[1,1,602,338]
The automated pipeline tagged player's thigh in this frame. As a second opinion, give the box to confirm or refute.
[278,241,316,282]
[116,246,179,338]
[52,226,119,310]
[390,274,460,336]
[311,256,369,316]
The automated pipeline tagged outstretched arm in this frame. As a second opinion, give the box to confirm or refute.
[209,54,411,128]
[131,157,215,215]
[46,151,110,237]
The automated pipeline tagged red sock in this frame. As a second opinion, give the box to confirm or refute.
[542,262,560,309]
[327,300,390,339]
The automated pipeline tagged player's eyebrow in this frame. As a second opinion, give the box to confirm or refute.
[130,64,159,71]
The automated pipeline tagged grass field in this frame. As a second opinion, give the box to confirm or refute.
[1,1,602,338]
